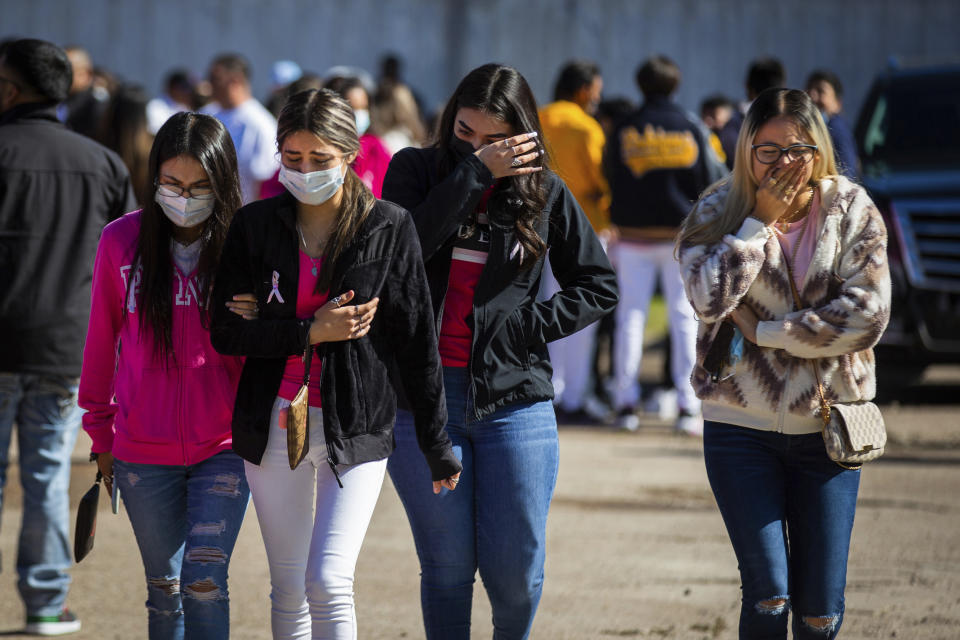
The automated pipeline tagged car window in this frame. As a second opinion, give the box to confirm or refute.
[860,73,960,170]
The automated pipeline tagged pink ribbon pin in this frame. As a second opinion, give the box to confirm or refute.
[267,270,285,304]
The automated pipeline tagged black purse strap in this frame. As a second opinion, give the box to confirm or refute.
[301,343,313,386]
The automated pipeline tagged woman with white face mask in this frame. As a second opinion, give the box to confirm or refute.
[79,112,258,639]
[325,75,392,198]
[209,88,461,639]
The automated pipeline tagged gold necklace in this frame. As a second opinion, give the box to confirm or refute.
[786,208,811,269]
[776,186,816,233]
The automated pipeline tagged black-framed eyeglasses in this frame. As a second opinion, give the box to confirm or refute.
[155,182,215,199]
[751,143,818,164]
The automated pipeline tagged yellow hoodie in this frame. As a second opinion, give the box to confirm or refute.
[539,100,611,231]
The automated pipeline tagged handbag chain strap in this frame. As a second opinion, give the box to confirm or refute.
[302,342,313,386]
[782,249,832,429]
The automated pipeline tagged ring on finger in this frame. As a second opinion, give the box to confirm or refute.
[511,156,523,167]
[332,295,343,308]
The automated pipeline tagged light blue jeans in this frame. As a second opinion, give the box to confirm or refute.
[114,451,249,640]
[387,367,559,640]
[0,373,81,617]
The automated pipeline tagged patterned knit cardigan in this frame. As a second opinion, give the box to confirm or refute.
[679,175,891,434]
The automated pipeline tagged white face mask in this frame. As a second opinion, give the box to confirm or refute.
[278,163,345,206]
[154,190,216,228]
[354,109,370,136]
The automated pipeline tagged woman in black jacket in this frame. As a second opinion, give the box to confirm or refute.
[209,88,460,639]
[384,64,618,640]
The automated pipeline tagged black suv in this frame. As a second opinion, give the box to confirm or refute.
[855,64,960,390]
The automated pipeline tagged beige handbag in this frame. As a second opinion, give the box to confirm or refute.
[286,344,312,470]
[784,256,886,469]
[818,398,886,468]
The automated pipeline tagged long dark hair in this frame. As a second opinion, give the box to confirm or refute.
[435,63,549,268]
[98,84,153,207]
[130,112,242,361]
[277,88,376,293]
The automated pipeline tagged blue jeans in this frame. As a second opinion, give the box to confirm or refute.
[387,367,559,640]
[0,373,81,617]
[114,451,250,640]
[703,421,861,639]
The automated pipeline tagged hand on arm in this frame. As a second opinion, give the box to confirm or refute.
[225,293,259,320]
[730,303,760,344]
[308,290,380,344]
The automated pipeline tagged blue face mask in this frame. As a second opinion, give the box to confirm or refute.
[729,327,745,368]
[354,109,370,136]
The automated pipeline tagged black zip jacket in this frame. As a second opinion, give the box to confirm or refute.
[382,147,619,421]
[210,192,460,481]
[605,96,727,230]
[0,103,135,376]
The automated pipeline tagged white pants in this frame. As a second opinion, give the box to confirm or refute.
[541,237,607,412]
[611,241,700,415]
[245,398,387,640]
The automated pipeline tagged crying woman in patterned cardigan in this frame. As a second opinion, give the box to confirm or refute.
[676,88,890,639]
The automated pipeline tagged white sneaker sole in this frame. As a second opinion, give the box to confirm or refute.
[23,620,82,636]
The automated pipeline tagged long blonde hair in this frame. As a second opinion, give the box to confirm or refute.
[678,88,839,248]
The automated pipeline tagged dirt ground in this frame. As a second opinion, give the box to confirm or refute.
[1,370,959,639]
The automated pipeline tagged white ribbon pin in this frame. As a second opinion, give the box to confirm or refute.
[267,270,285,304]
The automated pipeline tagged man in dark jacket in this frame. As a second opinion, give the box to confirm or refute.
[605,55,726,435]
[806,69,860,179]
[0,38,135,635]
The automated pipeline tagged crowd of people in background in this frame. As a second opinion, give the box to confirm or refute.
[0,35,881,640]
[10,43,864,437]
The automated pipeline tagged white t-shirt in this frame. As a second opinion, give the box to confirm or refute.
[204,98,278,203]
[146,95,189,135]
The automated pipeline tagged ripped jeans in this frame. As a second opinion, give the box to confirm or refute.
[114,451,250,640]
[703,421,860,639]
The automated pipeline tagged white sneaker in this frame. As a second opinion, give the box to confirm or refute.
[644,387,678,421]
[24,609,81,636]
[582,395,613,423]
[675,411,703,437]
[617,408,640,432]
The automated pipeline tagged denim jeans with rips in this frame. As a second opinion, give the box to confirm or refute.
[0,373,81,617]
[703,420,861,639]
[388,366,560,640]
[114,450,249,640]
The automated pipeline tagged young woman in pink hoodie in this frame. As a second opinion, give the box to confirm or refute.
[79,112,258,640]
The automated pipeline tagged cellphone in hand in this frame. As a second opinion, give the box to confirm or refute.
[111,477,120,515]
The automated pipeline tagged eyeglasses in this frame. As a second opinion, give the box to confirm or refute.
[751,143,818,164]
[155,183,215,199]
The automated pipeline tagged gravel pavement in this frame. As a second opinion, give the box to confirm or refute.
[1,369,958,639]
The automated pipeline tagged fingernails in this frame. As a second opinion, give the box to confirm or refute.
[528,131,539,137]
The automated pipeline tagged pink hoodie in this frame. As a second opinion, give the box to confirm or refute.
[79,211,243,465]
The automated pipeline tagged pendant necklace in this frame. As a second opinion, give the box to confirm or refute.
[297,222,323,277]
